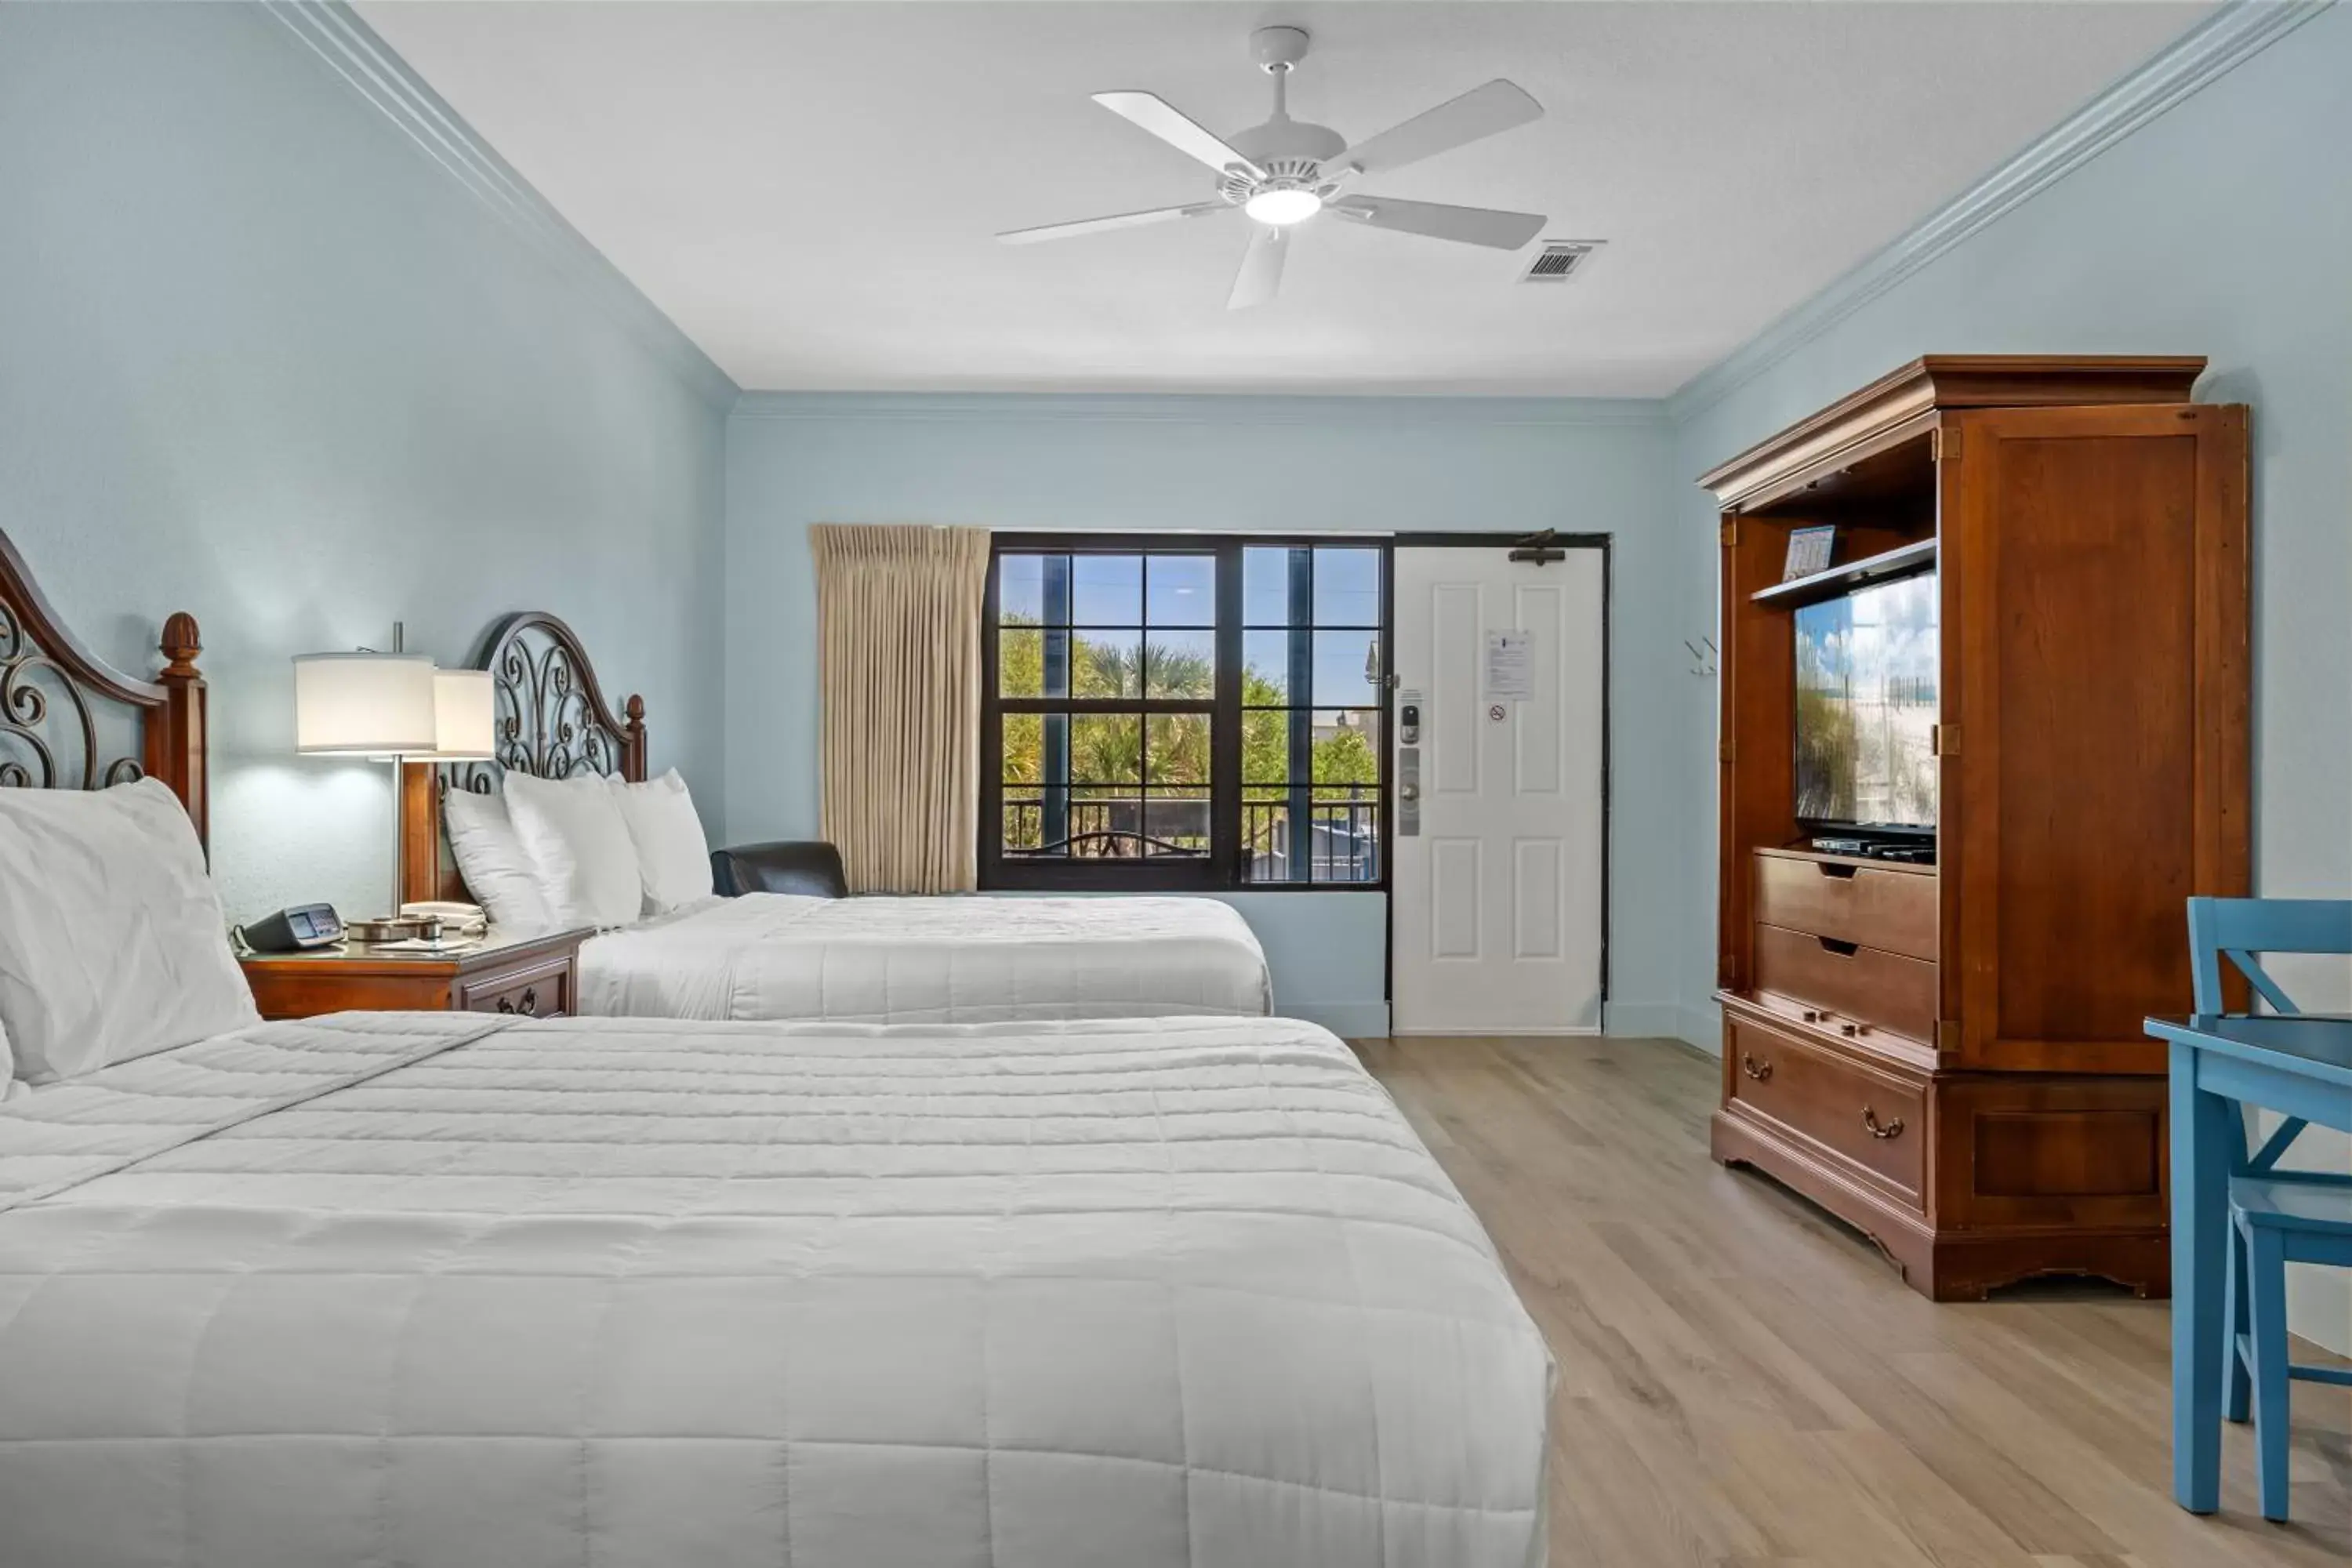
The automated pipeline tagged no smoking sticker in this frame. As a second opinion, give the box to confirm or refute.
[1487,703,1507,723]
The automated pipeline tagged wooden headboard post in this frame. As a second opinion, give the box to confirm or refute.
[151,612,209,846]
[398,611,648,906]
[0,527,207,845]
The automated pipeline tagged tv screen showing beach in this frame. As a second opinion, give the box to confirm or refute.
[1793,572,1939,829]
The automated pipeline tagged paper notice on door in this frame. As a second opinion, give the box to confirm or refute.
[1484,630,1533,700]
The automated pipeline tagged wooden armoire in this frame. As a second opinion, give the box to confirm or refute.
[1702,356,2249,1301]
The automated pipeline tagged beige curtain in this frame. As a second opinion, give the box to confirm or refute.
[811,524,992,893]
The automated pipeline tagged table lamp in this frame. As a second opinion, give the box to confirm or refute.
[293,630,438,917]
[429,669,495,763]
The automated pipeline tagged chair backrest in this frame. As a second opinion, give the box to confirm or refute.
[2187,897,2352,1013]
[710,840,849,900]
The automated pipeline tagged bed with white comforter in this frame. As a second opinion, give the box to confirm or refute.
[576,891,1276,1022]
[0,1011,1549,1568]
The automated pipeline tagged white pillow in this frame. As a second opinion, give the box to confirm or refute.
[0,777,259,1083]
[503,770,643,928]
[607,769,713,913]
[441,786,554,935]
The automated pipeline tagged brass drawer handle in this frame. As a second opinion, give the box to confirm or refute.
[1862,1106,1904,1140]
[497,986,539,1017]
[1740,1053,1773,1082]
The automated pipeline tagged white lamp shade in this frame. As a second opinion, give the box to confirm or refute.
[293,652,437,756]
[430,669,496,760]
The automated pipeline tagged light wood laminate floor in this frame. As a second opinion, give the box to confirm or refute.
[1353,1036,2351,1568]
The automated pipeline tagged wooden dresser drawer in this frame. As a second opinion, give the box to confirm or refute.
[1754,922,1936,1044]
[1726,1011,1926,1203]
[459,960,571,1020]
[1753,851,1936,960]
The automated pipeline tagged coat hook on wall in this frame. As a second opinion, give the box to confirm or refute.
[1684,635,1717,677]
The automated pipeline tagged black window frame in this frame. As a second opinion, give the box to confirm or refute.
[980,533,1392,893]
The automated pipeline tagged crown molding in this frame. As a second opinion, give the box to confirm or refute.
[256,0,737,409]
[728,390,1668,430]
[1665,0,2332,426]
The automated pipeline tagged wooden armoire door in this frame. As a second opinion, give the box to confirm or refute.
[1939,403,2249,1074]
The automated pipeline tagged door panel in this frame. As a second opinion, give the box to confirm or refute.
[1392,546,1605,1033]
[1513,840,1563,960]
[1431,838,1482,958]
[1943,404,2245,1073]
[1430,584,1483,795]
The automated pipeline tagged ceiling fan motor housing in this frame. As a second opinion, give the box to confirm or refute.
[1225,121,1346,207]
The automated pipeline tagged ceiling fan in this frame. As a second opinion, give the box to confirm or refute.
[998,26,1548,310]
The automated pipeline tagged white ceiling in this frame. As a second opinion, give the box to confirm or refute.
[357,1,2211,397]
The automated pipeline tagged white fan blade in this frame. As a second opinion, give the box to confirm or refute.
[1227,224,1287,310]
[1328,196,1545,251]
[1330,80,1543,179]
[1094,91,1265,179]
[998,202,1227,245]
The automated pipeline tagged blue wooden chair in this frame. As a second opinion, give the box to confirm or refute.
[2189,896,2352,1521]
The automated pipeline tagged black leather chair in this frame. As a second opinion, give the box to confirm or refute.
[710,841,850,899]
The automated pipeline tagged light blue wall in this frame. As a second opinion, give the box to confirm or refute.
[723,395,1682,1035]
[1665,0,2352,1043]
[0,2,732,923]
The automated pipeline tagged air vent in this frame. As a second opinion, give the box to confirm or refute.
[1520,241,1602,283]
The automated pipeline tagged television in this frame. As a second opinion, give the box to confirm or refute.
[1792,570,1939,834]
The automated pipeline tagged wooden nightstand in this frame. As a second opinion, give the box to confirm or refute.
[239,927,591,1022]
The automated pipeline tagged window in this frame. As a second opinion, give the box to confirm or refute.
[981,536,1388,891]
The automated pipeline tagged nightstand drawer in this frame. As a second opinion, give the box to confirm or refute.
[459,960,570,1019]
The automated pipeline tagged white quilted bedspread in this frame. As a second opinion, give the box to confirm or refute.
[0,1011,1550,1568]
[577,893,1276,1022]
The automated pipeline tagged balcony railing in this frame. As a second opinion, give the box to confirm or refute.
[1001,790,1381,882]
[1004,798,1209,858]
[1243,791,1380,884]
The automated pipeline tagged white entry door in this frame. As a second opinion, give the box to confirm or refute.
[1392,545,1605,1033]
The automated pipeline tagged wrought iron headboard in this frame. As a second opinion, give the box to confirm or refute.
[0,525,208,844]
[472,611,646,788]
[405,610,645,902]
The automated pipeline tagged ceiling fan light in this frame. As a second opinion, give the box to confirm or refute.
[1243,187,1322,226]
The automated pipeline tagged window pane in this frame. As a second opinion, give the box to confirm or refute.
[1145,630,1214,699]
[1309,793,1381,883]
[999,626,1044,696]
[1240,786,1289,882]
[1002,794,1045,852]
[1243,546,1294,626]
[1070,631,1141,699]
[1145,555,1214,626]
[1240,631,1289,703]
[1001,713,1044,783]
[1146,713,1210,786]
[1312,547,1381,626]
[1312,628,1381,707]
[1069,713,1141,784]
[1072,555,1142,626]
[1143,787,1210,855]
[1066,795,1138,858]
[999,554,1046,622]
[1242,710,1289,784]
[1310,710,1382,786]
